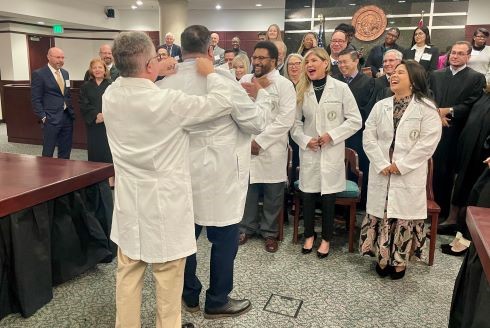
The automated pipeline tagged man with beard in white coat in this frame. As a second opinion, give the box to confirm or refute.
[157,25,271,319]
[103,31,236,328]
[239,41,296,253]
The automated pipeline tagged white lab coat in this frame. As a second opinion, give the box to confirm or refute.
[363,96,442,220]
[291,77,362,194]
[103,75,234,263]
[157,62,271,226]
[240,70,296,183]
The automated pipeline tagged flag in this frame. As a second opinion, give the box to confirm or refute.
[317,21,324,48]
[418,11,424,28]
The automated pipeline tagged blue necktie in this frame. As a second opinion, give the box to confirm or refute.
[345,76,353,84]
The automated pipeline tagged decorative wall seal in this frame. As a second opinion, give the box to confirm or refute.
[351,5,387,41]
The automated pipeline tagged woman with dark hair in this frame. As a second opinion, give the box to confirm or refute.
[297,32,317,57]
[291,47,362,258]
[468,27,490,84]
[80,58,113,165]
[404,26,439,72]
[360,60,442,279]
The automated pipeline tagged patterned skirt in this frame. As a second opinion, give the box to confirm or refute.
[359,213,426,267]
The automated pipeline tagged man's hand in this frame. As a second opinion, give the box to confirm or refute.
[438,108,451,127]
[318,133,332,147]
[196,57,214,76]
[307,137,320,152]
[241,82,259,99]
[254,76,271,89]
[484,157,490,168]
[159,57,178,76]
[251,140,261,155]
[95,113,104,124]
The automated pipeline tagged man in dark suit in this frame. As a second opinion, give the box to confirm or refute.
[430,41,486,230]
[162,32,182,62]
[373,49,403,102]
[365,27,404,77]
[84,44,119,81]
[31,47,75,159]
[335,48,375,208]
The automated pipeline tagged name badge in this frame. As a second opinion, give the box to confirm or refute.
[174,56,180,60]
[409,129,420,141]
[65,80,71,87]
[327,111,337,121]
[214,55,220,61]
[421,53,432,61]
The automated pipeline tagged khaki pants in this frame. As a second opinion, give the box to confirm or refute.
[115,248,186,328]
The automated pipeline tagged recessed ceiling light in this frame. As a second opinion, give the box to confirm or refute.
[131,4,137,9]
[37,21,45,25]
[136,0,143,5]
[398,0,406,2]
[256,3,262,6]
[389,21,395,24]
[215,4,222,9]
[349,3,356,5]
[304,5,311,7]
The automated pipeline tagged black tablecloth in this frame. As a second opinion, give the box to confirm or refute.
[0,182,114,320]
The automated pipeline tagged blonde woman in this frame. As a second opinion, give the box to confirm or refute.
[232,54,250,81]
[266,24,282,41]
[291,48,361,258]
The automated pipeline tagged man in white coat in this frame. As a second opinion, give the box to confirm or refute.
[239,41,297,252]
[158,25,271,319]
[103,31,236,328]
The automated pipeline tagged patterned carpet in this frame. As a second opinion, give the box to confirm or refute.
[0,123,460,327]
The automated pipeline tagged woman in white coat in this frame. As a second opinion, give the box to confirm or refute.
[291,47,362,258]
[359,60,442,279]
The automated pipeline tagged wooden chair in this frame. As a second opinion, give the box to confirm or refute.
[426,158,440,266]
[276,145,293,241]
[292,148,363,252]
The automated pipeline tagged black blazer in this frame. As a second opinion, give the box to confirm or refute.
[373,75,393,102]
[403,46,439,72]
[84,65,120,82]
[31,65,74,126]
[162,44,182,62]
[334,72,376,122]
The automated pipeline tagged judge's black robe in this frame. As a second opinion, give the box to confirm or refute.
[429,66,486,217]
[80,79,113,163]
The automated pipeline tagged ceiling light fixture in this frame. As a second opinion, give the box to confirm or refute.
[398,0,406,2]
[216,4,222,10]
[304,5,311,7]
[37,21,45,25]
[136,0,143,5]
[131,4,137,9]
[349,3,356,6]
[256,3,262,6]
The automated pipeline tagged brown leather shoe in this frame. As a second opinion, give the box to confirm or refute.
[239,233,249,245]
[265,237,278,253]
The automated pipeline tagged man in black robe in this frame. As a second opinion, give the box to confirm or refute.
[429,41,486,231]
[334,48,375,208]
[373,49,403,102]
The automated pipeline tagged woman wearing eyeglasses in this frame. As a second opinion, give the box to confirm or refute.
[404,26,439,73]
[284,53,303,88]
[291,47,361,258]
[80,58,113,167]
[468,27,490,86]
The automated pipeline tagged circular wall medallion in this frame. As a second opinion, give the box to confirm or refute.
[351,5,387,42]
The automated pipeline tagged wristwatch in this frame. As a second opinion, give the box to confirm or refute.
[449,107,454,116]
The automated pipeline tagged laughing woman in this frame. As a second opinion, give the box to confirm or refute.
[291,47,361,258]
[360,60,442,279]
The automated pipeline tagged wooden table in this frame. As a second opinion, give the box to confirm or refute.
[466,206,490,283]
[0,152,115,320]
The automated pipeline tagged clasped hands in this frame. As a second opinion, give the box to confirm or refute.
[381,162,400,176]
[306,133,332,151]
[438,107,451,127]
[241,76,271,99]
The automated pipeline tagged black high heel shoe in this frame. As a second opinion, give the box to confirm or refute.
[301,232,317,254]
[390,267,406,280]
[316,250,329,259]
[375,263,392,278]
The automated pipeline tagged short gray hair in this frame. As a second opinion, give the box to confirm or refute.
[112,31,155,77]
[283,53,303,81]
[383,49,403,61]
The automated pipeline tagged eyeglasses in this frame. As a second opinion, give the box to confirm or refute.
[331,39,346,44]
[288,62,301,67]
[251,56,271,62]
[146,53,165,67]
[386,33,399,38]
[475,35,488,39]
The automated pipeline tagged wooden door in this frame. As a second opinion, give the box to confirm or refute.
[27,35,55,78]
